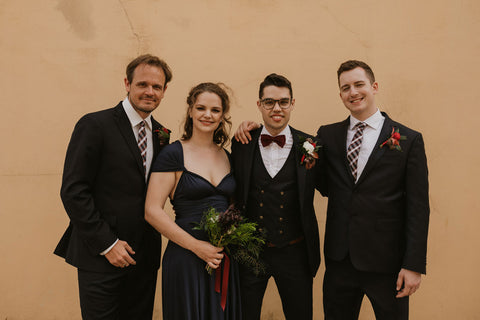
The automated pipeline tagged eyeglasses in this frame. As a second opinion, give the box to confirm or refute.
[260,98,292,110]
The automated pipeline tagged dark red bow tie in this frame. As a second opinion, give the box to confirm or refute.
[260,134,286,148]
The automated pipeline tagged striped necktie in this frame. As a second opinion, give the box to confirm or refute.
[137,121,147,173]
[347,122,367,181]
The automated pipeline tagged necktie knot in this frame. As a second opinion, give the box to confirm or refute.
[354,122,367,131]
[260,134,286,147]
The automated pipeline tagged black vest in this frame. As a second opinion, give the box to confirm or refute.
[246,146,303,247]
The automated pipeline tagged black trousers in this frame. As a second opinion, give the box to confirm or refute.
[78,265,158,320]
[323,257,409,320]
[239,240,313,320]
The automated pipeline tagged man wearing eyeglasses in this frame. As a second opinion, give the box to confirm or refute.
[231,73,321,320]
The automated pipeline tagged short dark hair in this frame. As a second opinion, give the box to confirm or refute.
[337,60,375,85]
[126,54,172,86]
[181,82,232,148]
[258,73,293,99]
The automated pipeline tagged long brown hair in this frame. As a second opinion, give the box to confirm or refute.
[181,82,232,148]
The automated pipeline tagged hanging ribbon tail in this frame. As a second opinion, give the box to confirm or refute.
[214,254,230,311]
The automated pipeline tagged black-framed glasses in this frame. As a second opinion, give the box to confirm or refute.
[260,98,292,110]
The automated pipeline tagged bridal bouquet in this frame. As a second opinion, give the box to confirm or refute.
[194,204,265,275]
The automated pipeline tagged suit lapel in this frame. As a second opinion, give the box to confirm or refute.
[242,129,262,203]
[151,118,161,157]
[291,127,307,213]
[355,113,393,185]
[113,104,145,177]
[336,118,355,183]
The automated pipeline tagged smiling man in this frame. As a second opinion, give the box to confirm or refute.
[55,54,172,319]
[317,60,430,319]
[231,73,321,320]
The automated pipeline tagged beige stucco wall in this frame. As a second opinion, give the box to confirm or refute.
[1,0,479,318]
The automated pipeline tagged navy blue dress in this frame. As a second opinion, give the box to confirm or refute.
[151,141,241,320]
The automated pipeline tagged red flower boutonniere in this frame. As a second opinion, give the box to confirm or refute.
[154,126,171,147]
[299,137,321,170]
[380,127,406,151]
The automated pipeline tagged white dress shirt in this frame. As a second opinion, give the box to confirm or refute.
[122,97,154,179]
[101,97,154,256]
[346,109,385,182]
[258,126,293,178]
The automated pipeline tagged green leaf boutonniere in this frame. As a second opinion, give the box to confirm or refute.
[154,126,171,147]
[380,127,406,151]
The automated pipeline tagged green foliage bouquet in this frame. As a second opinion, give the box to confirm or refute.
[194,204,265,275]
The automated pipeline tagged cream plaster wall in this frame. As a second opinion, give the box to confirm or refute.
[1,0,479,319]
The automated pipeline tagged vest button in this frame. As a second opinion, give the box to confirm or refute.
[280,191,284,195]
[260,203,264,207]
[261,190,265,194]
[258,228,263,233]
[280,204,284,209]
[279,230,284,234]
[259,215,264,220]
[279,217,284,222]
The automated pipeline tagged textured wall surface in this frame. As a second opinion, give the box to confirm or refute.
[1,0,479,318]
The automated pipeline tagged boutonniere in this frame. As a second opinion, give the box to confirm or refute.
[154,126,171,147]
[298,137,321,170]
[380,127,406,151]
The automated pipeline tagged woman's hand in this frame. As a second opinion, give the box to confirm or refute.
[193,240,224,269]
[234,120,260,144]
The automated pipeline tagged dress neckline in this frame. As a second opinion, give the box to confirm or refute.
[176,140,232,188]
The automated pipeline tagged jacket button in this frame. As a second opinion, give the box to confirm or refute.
[280,191,284,195]
[259,215,264,220]
[279,217,284,222]
[280,204,284,209]
[261,190,265,194]
[258,228,263,233]
[279,230,283,234]
[260,203,264,207]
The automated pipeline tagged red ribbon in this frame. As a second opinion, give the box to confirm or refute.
[214,253,230,311]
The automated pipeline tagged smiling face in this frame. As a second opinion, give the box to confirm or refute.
[189,91,224,135]
[338,67,378,121]
[124,63,167,119]
[258,85,294,136]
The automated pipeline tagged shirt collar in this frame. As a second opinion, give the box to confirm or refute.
[349,109,384,131]
[260,125,292,139]
[122,97,152,129]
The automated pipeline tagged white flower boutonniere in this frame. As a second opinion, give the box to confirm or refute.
[299,137,321,170]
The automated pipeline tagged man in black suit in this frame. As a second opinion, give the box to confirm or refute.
[231,74,321,320]
[54,54,172,319]
[317,60,429,319]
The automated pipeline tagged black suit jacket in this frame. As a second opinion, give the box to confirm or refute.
[55,102,167,273]
[231,127,321,277]
[317,113,429,274]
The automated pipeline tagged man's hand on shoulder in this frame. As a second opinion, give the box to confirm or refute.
[234,121,261,144]
[396,268,422,298]
[104,240,137,268]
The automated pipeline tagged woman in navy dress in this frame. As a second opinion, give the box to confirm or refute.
[145,83,241,319]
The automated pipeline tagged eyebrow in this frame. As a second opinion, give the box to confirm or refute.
[341,81,365,89]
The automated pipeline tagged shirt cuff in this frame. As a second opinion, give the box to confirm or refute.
[100,239,119,255]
